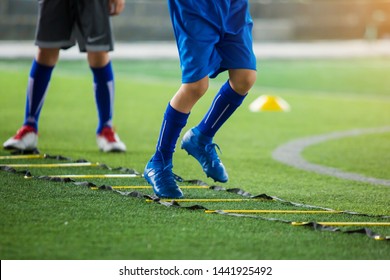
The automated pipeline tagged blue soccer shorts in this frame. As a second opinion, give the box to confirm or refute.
[168,0,257,83]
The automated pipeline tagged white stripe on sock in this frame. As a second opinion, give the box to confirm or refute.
[157,120,167,151]
[211,104,230,129]
[203,95,221,124]
[27,77,48,124]
[108,80,114,119]
[36,89,49,116]
[27,77,34,115]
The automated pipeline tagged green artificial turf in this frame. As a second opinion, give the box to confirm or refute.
[0,58,389,260]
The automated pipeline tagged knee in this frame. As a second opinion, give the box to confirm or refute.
[171,78,209,113]
[88,52,110,68]
[229,70,257,95]
[182,77,209,99]
[36,48,60,66]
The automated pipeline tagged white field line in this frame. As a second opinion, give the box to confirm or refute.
[272,126,390,186]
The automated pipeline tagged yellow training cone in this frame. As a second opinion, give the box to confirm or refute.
[249,95,290,112]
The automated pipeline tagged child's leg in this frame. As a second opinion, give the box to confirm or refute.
[24,48,58,131]
[152,103,189,162]
[89,52,127,152]
[88,52,114,134]
[181,69,256,182]
[152,77,209,162]
[144,77,208,198]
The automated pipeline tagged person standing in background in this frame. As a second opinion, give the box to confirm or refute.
[3,0,127,153]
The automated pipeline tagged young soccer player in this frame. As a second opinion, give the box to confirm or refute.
[144,0,257,198]
[3,0,126,153]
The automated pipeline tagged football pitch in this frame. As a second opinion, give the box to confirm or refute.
[0,58,389,260]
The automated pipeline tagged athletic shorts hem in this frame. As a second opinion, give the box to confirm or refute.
[35,40,75,50]
[182,64,257,84]
[84,44,113,52]
[181,61,221,83]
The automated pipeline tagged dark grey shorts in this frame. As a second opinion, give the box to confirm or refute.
[35,0,114,52]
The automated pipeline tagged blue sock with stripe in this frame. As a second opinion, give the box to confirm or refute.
[197,80,246,138]
[152,103,189,162]
[91,61,114,134]
[23,59,54,131]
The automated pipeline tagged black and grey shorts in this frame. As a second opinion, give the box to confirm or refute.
[35,0,114,52]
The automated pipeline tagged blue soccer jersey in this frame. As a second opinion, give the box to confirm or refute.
[168,0,257,83]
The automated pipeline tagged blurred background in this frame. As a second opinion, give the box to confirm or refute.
[1,0,390,42]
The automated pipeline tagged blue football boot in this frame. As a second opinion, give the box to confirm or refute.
[181,127,228,183]
[144,158,184,198]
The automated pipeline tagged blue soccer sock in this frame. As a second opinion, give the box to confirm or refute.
[91,61,114,134]
[196,80,247,138]
[23,59,54,131]
[153,103,189,162]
